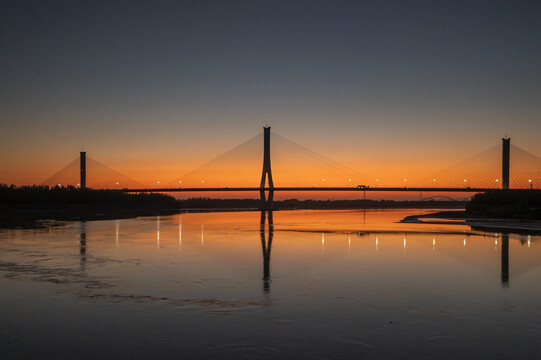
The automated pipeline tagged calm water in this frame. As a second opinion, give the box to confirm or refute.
[1,209,540,359]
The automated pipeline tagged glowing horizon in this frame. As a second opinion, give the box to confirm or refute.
[2,2,540,193]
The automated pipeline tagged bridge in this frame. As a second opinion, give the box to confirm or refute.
[42,127,541,206]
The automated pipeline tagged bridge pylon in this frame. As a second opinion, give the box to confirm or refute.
[260,127,274,209]
[80,150,86,189]
[502,138,510,189]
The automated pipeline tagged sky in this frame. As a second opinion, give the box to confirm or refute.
[1,0,540,190]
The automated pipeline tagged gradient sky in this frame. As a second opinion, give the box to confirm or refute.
[1,0,540,187]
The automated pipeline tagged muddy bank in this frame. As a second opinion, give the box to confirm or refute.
[401,210,541,234]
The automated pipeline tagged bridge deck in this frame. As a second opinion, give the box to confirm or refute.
[120,187,493,193]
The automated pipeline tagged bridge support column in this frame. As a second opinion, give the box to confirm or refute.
[260,127,274,210]
[502,138,510,189]
[80,150,86,189]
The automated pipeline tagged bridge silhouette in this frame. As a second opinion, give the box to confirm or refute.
[43,127,541,205]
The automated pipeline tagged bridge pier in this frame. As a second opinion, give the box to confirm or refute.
[260,127,274,210]
[260,189,274,210]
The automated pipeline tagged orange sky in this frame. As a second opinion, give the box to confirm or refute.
[2,2,541,193]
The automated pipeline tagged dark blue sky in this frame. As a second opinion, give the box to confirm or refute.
[1,0,540,184]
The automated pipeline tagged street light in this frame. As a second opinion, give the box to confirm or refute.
[529,179,532,190]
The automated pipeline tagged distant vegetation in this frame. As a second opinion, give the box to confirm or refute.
[178,198,466,210]
[0,184,466,227]
[0,185,467,211]
[0,185,181,226]
[0,184,180,209]
[466,190,541,218]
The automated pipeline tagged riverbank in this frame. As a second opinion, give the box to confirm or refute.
[466,189,541,219]
[0,185,468,228]
[0,185,183,228]
[399,189,541,233]
[401,210,541,234]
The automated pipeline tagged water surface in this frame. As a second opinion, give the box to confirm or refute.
[1,209,540,359]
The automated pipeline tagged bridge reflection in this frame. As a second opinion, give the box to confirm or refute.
[79,221,87,271]
[260,210,273,294]
[76,215,526,293]
[501,234,509,285]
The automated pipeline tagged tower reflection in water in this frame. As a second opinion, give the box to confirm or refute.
[76,215,517,293]
[501,233,509,285]
[260,210,273,294]
[79,221,87,271]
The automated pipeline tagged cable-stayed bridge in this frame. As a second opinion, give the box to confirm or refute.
[42,127,541,203]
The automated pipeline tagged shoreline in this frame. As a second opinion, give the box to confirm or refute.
[401,210,541,234]
[1,203,464,229]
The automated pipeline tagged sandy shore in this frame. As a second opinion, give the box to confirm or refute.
[401,210,541,233]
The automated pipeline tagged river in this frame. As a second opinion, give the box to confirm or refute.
[1,209,540,359]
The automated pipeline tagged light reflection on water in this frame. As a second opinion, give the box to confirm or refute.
[1,209,541,359]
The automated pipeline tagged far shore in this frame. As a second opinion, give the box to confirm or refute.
[401,210,541,234]
[1,201,465,229]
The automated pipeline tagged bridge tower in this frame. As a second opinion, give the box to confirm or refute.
[260,127,274,209]
[502,138,510,189]
[80,150,86,189]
